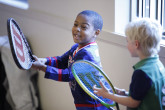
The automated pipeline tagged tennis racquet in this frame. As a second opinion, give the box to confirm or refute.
[71,60,119,110]
[7,18,35,70]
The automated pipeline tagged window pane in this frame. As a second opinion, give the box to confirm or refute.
[132,0,165,43]
[0,0,29,10]
[163,0,165,31]
[144,0,150,17]
[150,0,156,19]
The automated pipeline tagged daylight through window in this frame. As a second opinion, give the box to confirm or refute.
[0,0,29,10]
[130,0,165,37]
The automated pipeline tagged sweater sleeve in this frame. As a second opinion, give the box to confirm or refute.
[45,44,78,69]
[45,51,69,69]
[130,69,152,100]
[44,44,78,82]
[45,65,74,82]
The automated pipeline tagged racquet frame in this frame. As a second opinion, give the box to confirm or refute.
[7,18,34,69]
[71,60,119,110]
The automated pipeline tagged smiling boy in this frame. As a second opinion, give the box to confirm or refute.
[32,10,113,110]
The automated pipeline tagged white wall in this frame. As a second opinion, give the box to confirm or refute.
[0,0,165,110]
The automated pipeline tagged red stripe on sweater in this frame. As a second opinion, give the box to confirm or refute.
[58,69,62,81]
[53,57,58,68]
[75,103,103,107]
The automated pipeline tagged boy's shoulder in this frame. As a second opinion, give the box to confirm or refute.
[78,43,100,59]
[71,43,78,50]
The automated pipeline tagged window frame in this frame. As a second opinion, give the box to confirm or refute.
[130,0,165,43]
[0,0,29,10]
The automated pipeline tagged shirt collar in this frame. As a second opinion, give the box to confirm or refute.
[73,42,97,57]
[133,55,159,70]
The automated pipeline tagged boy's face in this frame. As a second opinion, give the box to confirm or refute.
[126,37,138,57]
[72,14,99,47]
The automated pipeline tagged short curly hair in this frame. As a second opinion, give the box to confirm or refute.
[125,18,162,56]
[78,10,103,31]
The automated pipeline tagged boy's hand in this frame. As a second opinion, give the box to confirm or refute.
[115,87,128,96]
[93,81,111,98]
[38,57,47,64]
[32,55,47,72]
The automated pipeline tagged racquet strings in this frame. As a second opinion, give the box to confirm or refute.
[72,61,115,105]
[12,22,32,69]
[20,31,34,62]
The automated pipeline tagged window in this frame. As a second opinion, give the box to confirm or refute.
[130,0,165,40]
[0,0,29,10]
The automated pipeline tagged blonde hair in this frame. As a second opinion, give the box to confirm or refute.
[125,18,162,56]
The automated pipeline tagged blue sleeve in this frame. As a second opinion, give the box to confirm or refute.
[130,69,152,100]
[44,44,77,82]
[45,44,77,69]
[45,65,74,82]
[45,51,69,69]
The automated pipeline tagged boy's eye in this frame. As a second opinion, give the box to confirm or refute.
[81,25,87,29]
[74,23,78,27]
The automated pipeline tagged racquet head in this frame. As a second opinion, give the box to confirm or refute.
[71,60,119,109]
[7,18,34,70]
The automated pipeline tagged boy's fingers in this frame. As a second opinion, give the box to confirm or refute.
[93,85,99,95]
[114,87,118,90]
[39,58,47,64]
[93,85,98,90]
[32,55,39,61]
[99,81,104,88]
[32,55,36,58]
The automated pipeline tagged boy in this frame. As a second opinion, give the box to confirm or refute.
[93,18,165,110]
[32,10,112,110]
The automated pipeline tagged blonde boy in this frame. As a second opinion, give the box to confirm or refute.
[93,18,165,110]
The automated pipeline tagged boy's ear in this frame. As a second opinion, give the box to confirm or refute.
[95,29,100,36]
[135,40,140,49]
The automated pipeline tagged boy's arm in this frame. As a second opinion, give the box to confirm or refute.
[41,49,71,69]
[104,92,141,108]
[32,55,73,81]
[45,52,69,69]
[93,82,141,108]
[45,44,78,69]
[44,65,73,82]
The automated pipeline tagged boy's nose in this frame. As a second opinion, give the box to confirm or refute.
[75,27,80,32]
